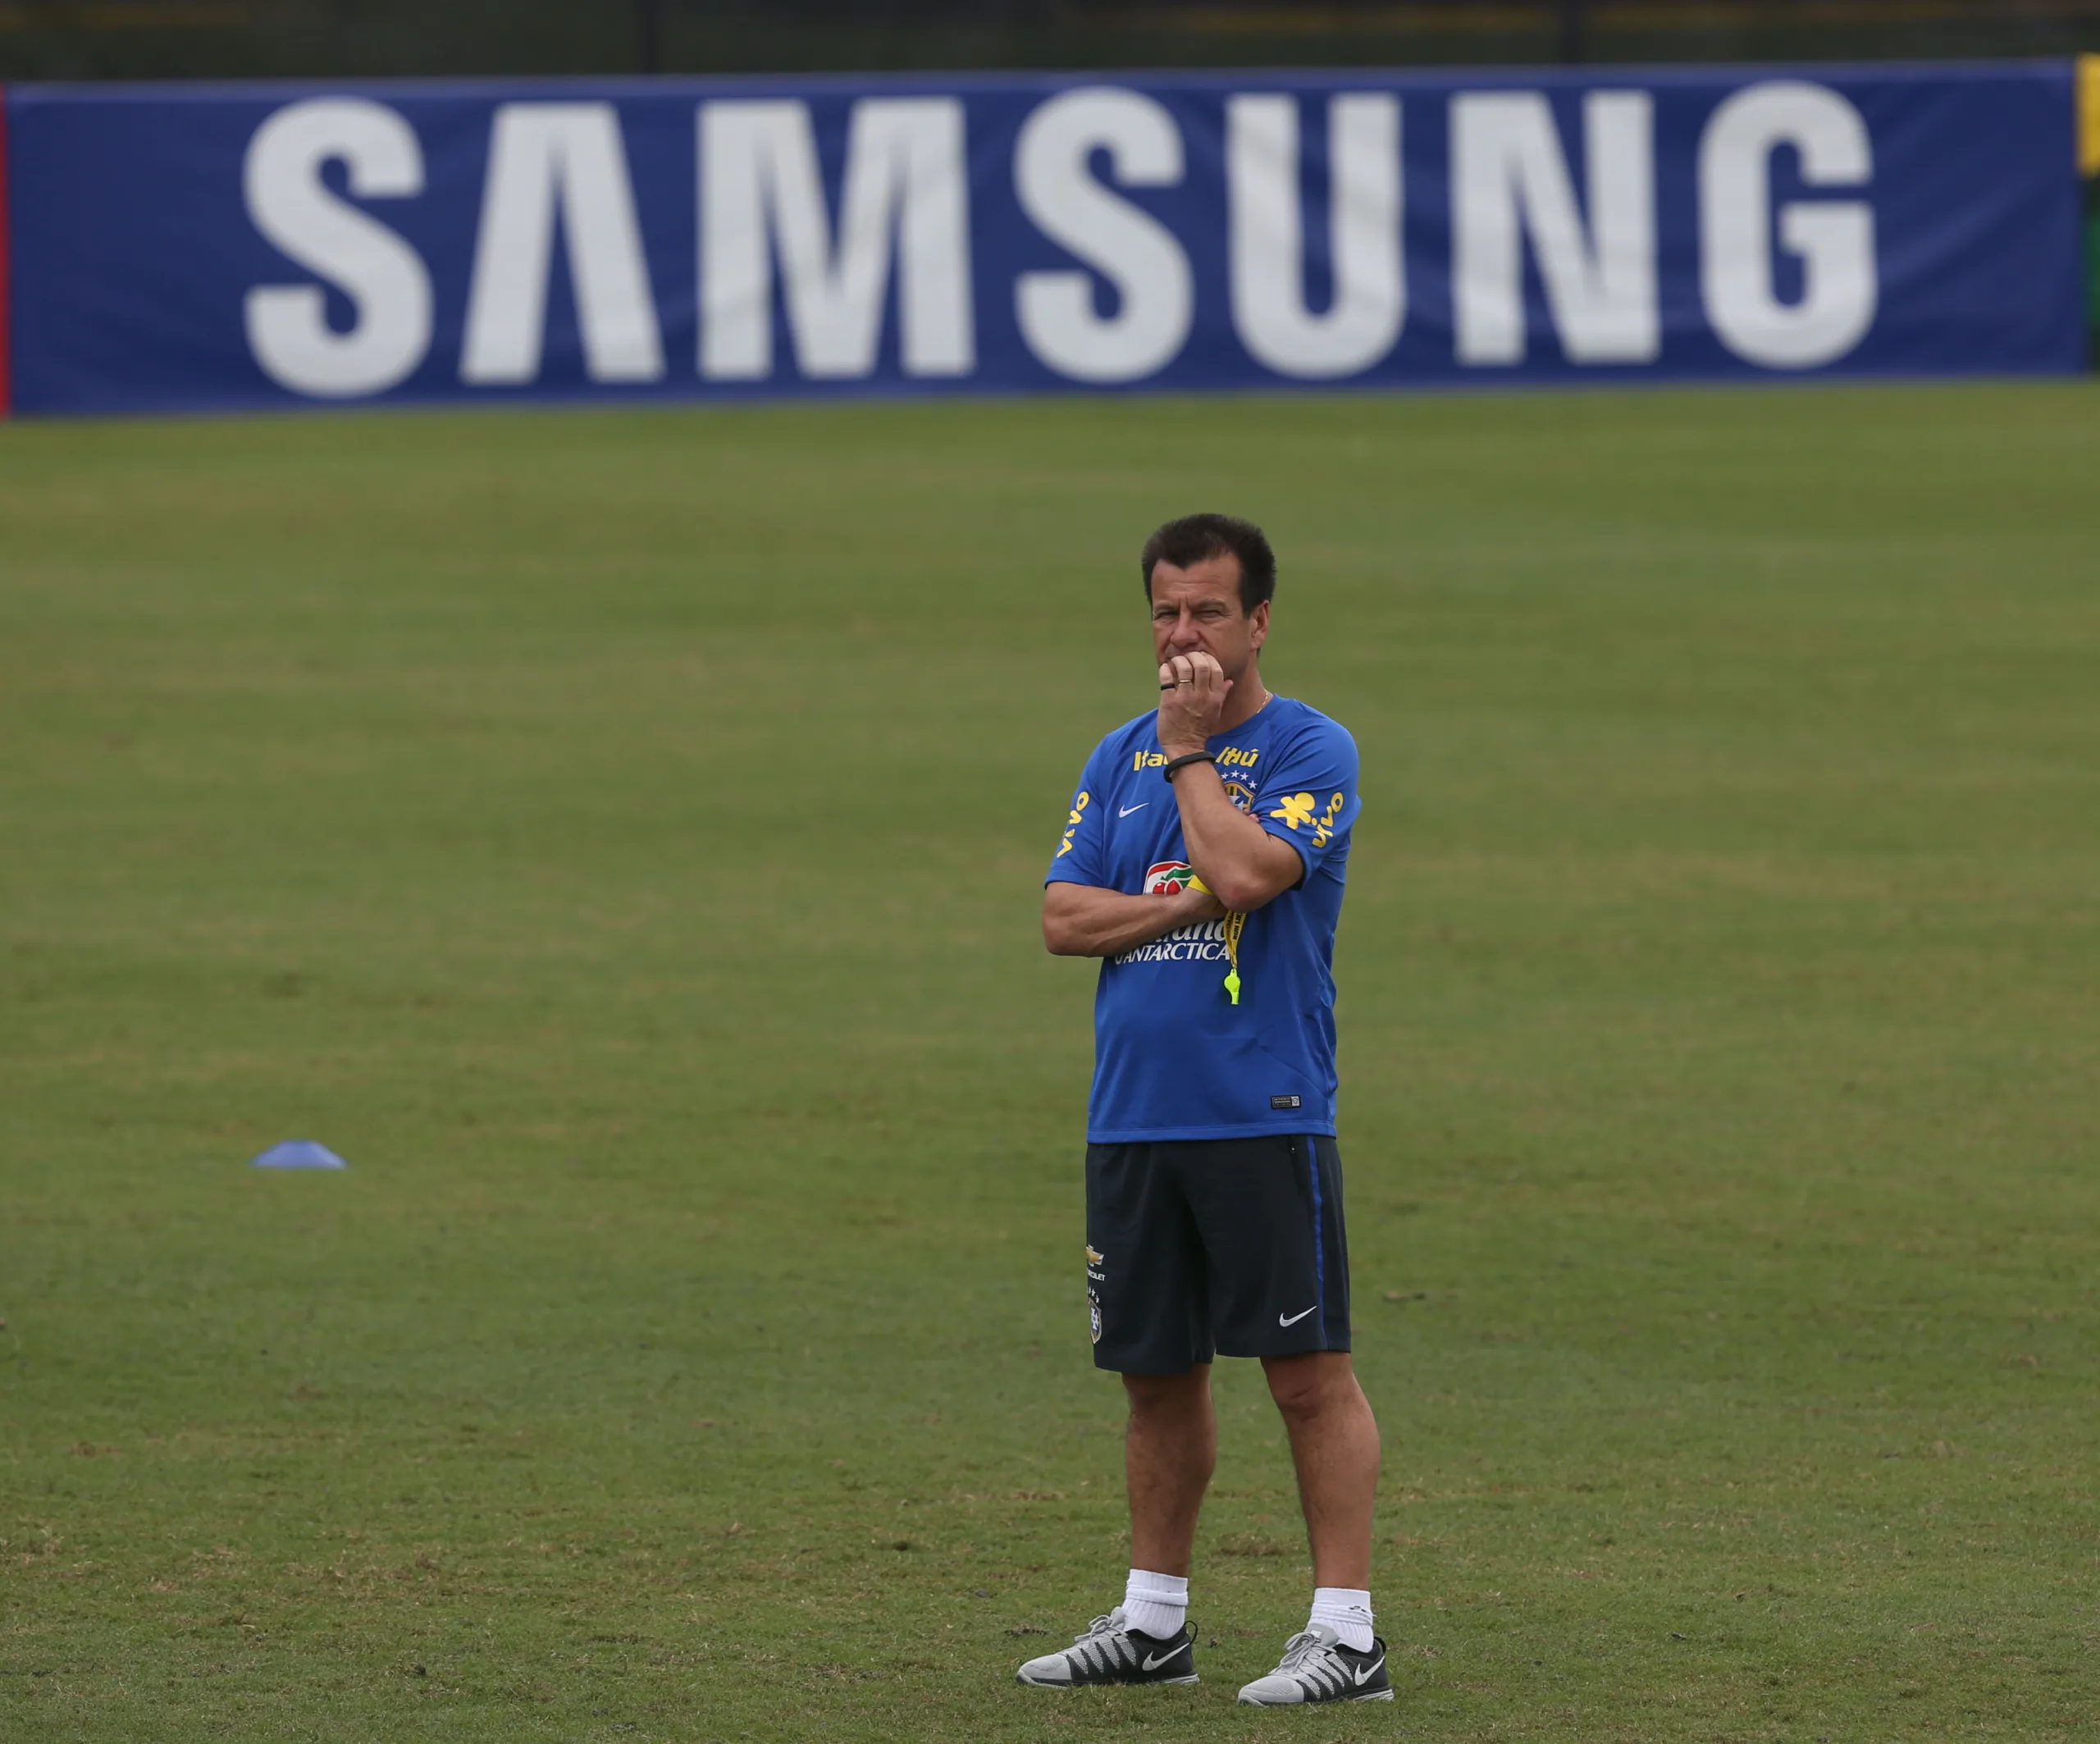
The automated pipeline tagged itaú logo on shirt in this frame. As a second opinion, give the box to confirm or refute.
[1130,746,1262,772]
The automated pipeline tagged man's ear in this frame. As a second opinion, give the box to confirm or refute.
[1248,600,1271,651]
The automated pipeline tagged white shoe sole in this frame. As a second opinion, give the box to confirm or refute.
[1019,1672,1199,1687]
[1238,1686,1393,1705]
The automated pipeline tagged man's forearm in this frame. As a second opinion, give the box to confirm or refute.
[1171,765,1302,912]
[1044,885,1219,957]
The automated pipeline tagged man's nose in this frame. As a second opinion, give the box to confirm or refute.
[1167,613,1203,645]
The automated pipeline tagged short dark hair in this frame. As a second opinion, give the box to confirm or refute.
[1140,514,1276,614]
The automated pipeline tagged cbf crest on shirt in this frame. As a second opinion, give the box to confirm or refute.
[1045,696,1361,1144]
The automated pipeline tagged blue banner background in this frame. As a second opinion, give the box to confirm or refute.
[7,63,2085,415]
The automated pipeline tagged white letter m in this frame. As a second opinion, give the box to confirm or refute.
[701,98,975,381]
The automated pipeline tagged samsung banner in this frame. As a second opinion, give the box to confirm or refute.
[1,62,2085,416]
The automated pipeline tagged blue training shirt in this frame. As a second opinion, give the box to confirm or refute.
[1045,695,1362,1144]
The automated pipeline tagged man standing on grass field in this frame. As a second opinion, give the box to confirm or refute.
[1020,514,1388,1706]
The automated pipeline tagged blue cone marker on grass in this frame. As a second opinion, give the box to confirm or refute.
[249,1141,347,1171]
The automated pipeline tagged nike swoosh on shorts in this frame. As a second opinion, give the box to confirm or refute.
[1279,1305,1317,1326]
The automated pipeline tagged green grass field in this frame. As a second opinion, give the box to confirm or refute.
[2,386,2098,1743]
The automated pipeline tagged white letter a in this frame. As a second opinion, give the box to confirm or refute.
[462,104,665,386]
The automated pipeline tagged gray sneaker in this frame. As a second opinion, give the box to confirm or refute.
[1236,1623,1392,1704]
[1015,1605,1198,1687]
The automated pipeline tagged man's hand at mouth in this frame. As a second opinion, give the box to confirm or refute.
[1157,651,1233,758]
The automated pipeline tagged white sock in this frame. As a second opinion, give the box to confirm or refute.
[1122,1568,1189,1641]
[1308,1586,1374,1653]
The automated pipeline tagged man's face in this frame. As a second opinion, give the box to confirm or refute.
[1149,555,1269,678]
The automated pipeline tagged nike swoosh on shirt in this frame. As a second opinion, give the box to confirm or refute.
[1279,1305,1318,1327]
[1119,803,1149,818]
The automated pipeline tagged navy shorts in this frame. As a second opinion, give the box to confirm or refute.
[1084,1134,1352,1376]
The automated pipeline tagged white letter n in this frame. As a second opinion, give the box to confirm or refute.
[1452,91,1657,366]
[461,103,665,386]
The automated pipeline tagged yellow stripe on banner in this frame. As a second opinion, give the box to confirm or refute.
[2081,55,2100,179]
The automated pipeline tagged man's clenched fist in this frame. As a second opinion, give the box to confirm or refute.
[1157,651,1233,759]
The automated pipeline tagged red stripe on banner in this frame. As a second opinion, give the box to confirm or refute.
[0,88,11,418]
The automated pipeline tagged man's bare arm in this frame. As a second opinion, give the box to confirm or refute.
[1157,651,1306,912]
[1043,883,1226,958]
[1171,764,1305,913]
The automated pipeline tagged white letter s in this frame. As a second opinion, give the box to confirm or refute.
[1014,89,1192,383]
[244,98,433,398]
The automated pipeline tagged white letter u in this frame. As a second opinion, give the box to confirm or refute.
[1228,94,1404,379]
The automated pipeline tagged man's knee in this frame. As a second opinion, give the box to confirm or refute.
[1262,1352,1357,1421]
[1123,1365,1211,1419]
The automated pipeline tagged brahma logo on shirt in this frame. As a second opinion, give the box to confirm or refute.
[1125,862,1228,965]
[1144,861,1206,896]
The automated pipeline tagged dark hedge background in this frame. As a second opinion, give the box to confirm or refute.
[2,0,2097,81]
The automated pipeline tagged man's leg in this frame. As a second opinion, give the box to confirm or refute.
[1014,1362,1212,1687]
[1189,1137,1390,1705]
[1261,1351,1378,1587]
[1123,1364,1217,1577]
[1014,1144,1212,1688]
